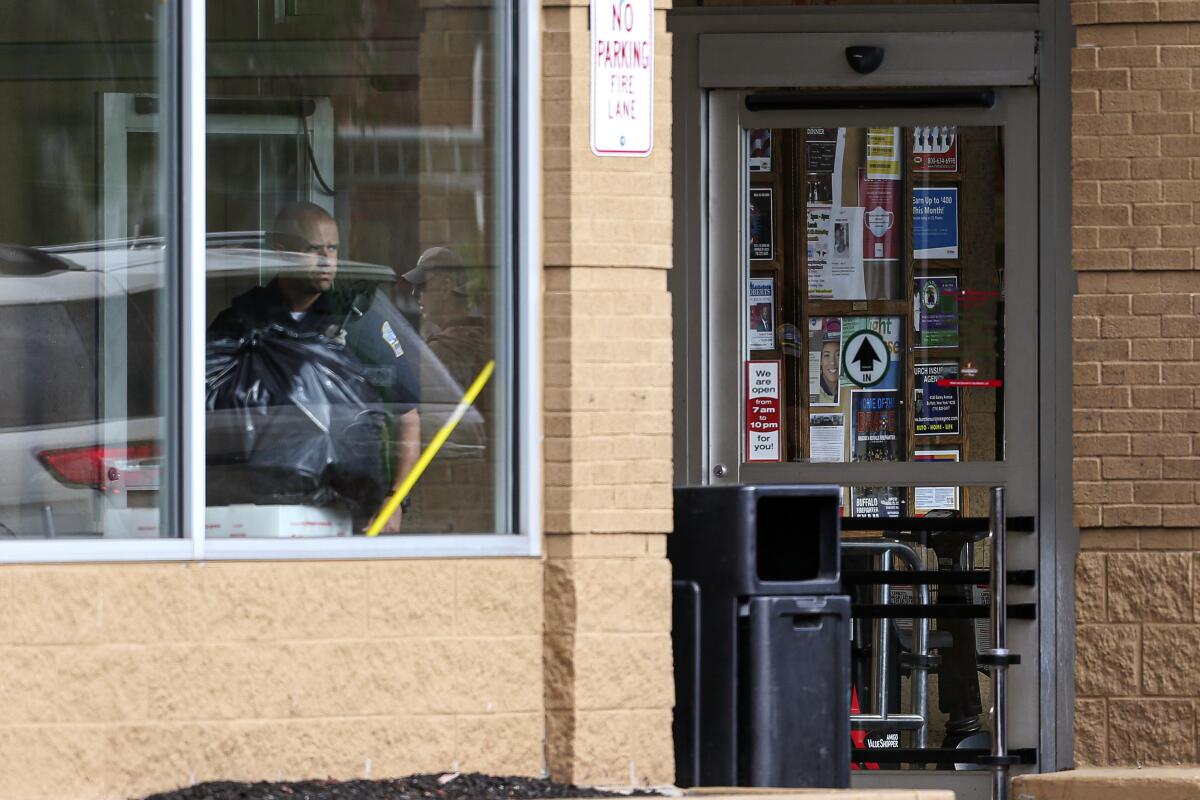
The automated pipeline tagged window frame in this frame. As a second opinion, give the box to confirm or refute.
[0,0,540,564]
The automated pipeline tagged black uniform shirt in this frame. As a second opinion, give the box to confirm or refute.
[208,279,420,413]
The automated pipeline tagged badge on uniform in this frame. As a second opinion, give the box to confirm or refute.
[381,320,404,358]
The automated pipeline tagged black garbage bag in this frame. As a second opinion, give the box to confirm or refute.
[205,324,391,516]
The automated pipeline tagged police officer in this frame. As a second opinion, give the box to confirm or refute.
[209,201,420,533]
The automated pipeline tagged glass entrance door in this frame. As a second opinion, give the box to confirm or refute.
[705,88,1039,798]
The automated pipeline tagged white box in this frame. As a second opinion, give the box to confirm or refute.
[103,507,162,538]
[103,505,349,538]
[214,504,353,538]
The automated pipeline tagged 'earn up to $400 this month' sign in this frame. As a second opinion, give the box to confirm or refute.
[590,0,654,157]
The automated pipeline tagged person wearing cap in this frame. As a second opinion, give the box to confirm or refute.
[404,246,489,391]
[208,201,420,533]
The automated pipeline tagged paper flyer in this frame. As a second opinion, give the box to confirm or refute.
[748,277,775,351]
[806,128,839,172]
[866,127,901,181]
[807,205,832,283]
[807,206,865,299]
[807,127,846,207]
[915,362,960,436]
[745,360,782,462]
[913,126,959,173]
[749,187,774,261]
[749,128,773,173]
[851,486,903,518]
[809,413,846,463]
[914,449,960,514]
[913,187,959,259]
[807,174,834,206]
[808,317,842,406]
[914,275,960,348]
[851,389,899,463]
[841,316,901,391]
[860,173,900,262]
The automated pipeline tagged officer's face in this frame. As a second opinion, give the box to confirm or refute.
[289,217,339,293]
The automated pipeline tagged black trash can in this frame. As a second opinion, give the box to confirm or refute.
[671,485,850,789]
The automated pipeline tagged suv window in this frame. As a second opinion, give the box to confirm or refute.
[0,291,158,428]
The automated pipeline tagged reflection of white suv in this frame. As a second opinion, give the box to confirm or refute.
[0,235,480,538]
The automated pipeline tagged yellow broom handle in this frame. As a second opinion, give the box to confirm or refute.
[366,359,495,536]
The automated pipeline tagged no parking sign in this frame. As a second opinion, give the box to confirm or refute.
[590,0,654,157]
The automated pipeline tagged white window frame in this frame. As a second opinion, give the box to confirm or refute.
[1,0,540,563]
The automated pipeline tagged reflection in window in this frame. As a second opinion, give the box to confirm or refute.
[201,1,510,537]
[0,5,166,538]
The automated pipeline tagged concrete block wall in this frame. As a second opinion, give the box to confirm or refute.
[541,0,676,785]
[0,560,543,800]
[1072,0,1200,767]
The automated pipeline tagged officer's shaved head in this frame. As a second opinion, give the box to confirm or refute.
[271,201,336,250]
[270,201,340,302]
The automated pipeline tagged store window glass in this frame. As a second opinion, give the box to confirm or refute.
[203,1,511,537]
[0,4,167,538]
[745,126,1004,469]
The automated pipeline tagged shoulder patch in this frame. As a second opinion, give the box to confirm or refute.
[381,320,404,357]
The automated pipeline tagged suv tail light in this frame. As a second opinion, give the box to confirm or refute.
[37,442,162,492]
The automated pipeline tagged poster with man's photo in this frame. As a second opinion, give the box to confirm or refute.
[748,277,775,351]
[808,317,842,406]
[915,362,960,435]
[851,389,899,462]
[749,187,774,261]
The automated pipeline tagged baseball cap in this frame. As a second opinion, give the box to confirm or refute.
[403,246,465,285]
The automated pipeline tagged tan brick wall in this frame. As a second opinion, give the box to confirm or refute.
[0,560,543,800]
[1072,0,1200,767]
[0,5,680,798]
[541,0,676,785]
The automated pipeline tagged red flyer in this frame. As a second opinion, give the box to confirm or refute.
[913,126,959,173]
[745,360,782,463]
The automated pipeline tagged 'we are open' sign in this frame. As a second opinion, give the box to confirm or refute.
[590,0,654,157]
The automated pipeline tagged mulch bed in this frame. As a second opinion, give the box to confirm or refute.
[138,772,665,800]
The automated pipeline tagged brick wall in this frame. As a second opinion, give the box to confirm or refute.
[0,560,543,800]
[1073,0,1200,766]
[541,0,676,785]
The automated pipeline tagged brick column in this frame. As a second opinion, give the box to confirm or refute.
[1072,0,1200,767]
[541,0,676,784]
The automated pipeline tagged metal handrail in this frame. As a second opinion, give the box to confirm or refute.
[842,539,930,748]
[986,486,1011,800]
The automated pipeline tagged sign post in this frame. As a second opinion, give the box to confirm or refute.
[590,0,654,157]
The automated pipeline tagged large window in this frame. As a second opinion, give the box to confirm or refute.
[0,1,537,559]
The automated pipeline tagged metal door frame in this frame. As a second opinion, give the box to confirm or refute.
[669,4,1075,790]
[709,90,1038,496]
